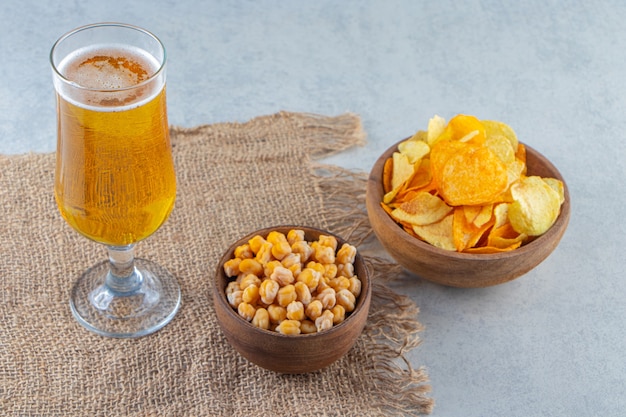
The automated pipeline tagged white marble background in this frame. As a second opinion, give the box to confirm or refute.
[1,1,624,416]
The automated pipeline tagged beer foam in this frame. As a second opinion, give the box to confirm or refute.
[55,44,164,112]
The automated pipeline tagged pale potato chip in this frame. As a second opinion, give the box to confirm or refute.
[505,158,526,188]
[398,139,430,164]
[391,192,453,226]
[492,203,510,228]
[483,119,519,151]
[383,188,401,205]
[485,134,516,165]
[412,214,455,251]
[426,115,447,145]
[408,129,427,143]
[391,151,415,191]
[542,177,565,205]
[508,176,561,236]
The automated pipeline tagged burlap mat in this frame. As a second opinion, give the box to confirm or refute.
[0,112,434,416]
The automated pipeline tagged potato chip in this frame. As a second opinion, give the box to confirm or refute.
[380,201,393,216]
[462,204,493,228]
[483,119,519,151]
[505,158,526,189]
[383,151,416,204]
[383,188,400,205]
[453,207,494,251]
[508,176,561,236]
[411,214,455,251]
[487,223,527,249]
[543,177,565,205]
[398,138,430,164]
[439,145,508,206]
[472,204,493,228]
[463,205,482,225]
[463,244,521,254]
[515,142,527,166]
[426,115,447,145]
[408,129,427,143]
[382,157,393,194]
[492,203,510,228]
[439,114,486,145]
[401,159,432,193]
[485,134,515,165]
[391,192,453,226]
[429,139,468,188]
[391,152,414,191]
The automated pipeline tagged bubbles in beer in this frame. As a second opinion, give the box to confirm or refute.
[56,45,163,110]
[71,54,149,89]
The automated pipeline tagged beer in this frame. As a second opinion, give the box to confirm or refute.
[54,45,175,246]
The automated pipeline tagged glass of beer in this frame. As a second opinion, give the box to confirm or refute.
[50,23,181,338]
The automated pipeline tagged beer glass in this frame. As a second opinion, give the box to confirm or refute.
[50,23,181,338]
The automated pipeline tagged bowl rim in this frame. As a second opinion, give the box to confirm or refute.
[213,224,371,339]
[367,138,571,261]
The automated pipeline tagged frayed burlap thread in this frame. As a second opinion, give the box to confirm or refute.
[0,111,434,416]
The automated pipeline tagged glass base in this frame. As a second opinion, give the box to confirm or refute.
[69,258,181,338]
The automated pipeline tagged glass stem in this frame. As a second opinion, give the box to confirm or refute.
[106,244,142,294]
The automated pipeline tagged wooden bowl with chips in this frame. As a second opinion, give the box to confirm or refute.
[366,139,570,288]
[213,226,371,373]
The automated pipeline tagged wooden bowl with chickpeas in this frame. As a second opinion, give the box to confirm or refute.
[213,225,371,373]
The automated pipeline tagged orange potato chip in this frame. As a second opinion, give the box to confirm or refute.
[439,145,508,206]
[463,243,521,254]
[429,139,468,188]
[508,176,561,236]
[380,201,393,216]
[382,157,393,194]
[488,235,526,250]
[463,205,482,225]
[402,159,433,192]
[473,204,493,228]
[515,142,527,166]
[433,114,486,146]
[487,223,527,247]
[453,207,494,251]
[463,204,494,228]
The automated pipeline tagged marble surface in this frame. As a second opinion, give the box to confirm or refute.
[2,1,624,415]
